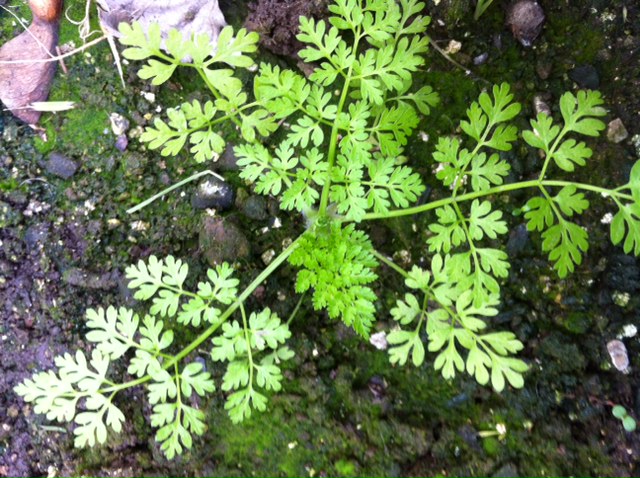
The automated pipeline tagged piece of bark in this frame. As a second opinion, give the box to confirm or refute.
[0,0,63,124]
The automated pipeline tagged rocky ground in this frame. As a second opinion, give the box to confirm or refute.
[1,0,639,476]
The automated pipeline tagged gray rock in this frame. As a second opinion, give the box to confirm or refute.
[607,339,629,372]
[607,118,629,144]
[216,144,240,171]
[192,177,235,211]
[632,134,640,159]
[115,134,129,151]
[45,152,78,179]
[24,223,49,249]
[532,93,552,117]
[493,463,519,477]
[199,216,250,265]
[242,195,268,220]
[506,0,545,47]
[473,52,489,66]
[569,64,600,89]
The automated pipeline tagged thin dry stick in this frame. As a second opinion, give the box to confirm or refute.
[0,33,107,64]
[0,4,56,58]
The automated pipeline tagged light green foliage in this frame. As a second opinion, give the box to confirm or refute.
[15,257,292,459]
[211,308,293,423]
[612,405,637,433]
[474,0,495,20]
[126,255,238,327]
[610,161,640,255]
[15,0,640,462]
[388,263,527,391]
[429,84,517,307]
[521,90,606,277]
[289,222,378,338]
[235,0,435,222]
[119,22,275,162]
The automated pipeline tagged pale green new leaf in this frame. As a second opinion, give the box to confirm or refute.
[554,185,589,217]
[523,196,554,232]
[611,203,640,255]
[468,199,508,241]
[390,293,422,325]
[85,306,138,359]
[559,90,606,136]
[180,362,216,397]
[387,329,425,366]
[542,221,589,278]
[427,205,465,253]
[469,153,510,191]
[225,388,268,424]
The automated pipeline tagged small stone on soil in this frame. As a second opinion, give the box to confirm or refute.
[607,118,629,143]
[473,52,489,65]
[62,268,118,290]
[24,223,49,249]
[506,0,545,47]
[242,195,268,220]
[192,177,235,211]
[533,93,552,117]
[607,339,629,372]
[569,64,600,89]
[115,134,128,151]
[199,216,250,265]
[45,152,78,179]
[216,144,240,171]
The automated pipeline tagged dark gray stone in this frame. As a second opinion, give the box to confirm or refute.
[506,0,545,47]
[45,152,78,179]
[24,223,49,249]
[569,64,600,89]
[493,462,519,477]
[192,176,235,211]
[242,195,268,220]
[216,143,240,171]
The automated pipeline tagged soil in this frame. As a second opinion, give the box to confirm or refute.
[1,0,640,476]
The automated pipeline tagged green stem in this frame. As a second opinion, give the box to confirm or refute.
[358,179,634,222]
[372,250,409,278]
[318,28,362,216]
[538,126,569,181]
[286,293,306,327]
[240,304,255,385]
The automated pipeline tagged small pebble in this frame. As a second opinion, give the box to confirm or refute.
[607,339,630,372]
[569,64,600,89]
[369,331,388,350]
[607,118,629,144]
[45,152,78,179]
[109,112,130,136]
[192,177,235,211]
[533,93,552,117]
[115,134,128,151]
[506,0,545,47]
[473,52,489,65]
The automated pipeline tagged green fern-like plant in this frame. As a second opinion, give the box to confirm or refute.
[15,0,640,460]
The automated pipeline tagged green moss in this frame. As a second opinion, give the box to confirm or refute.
[334,459,358,477]
[482,436,501,457]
